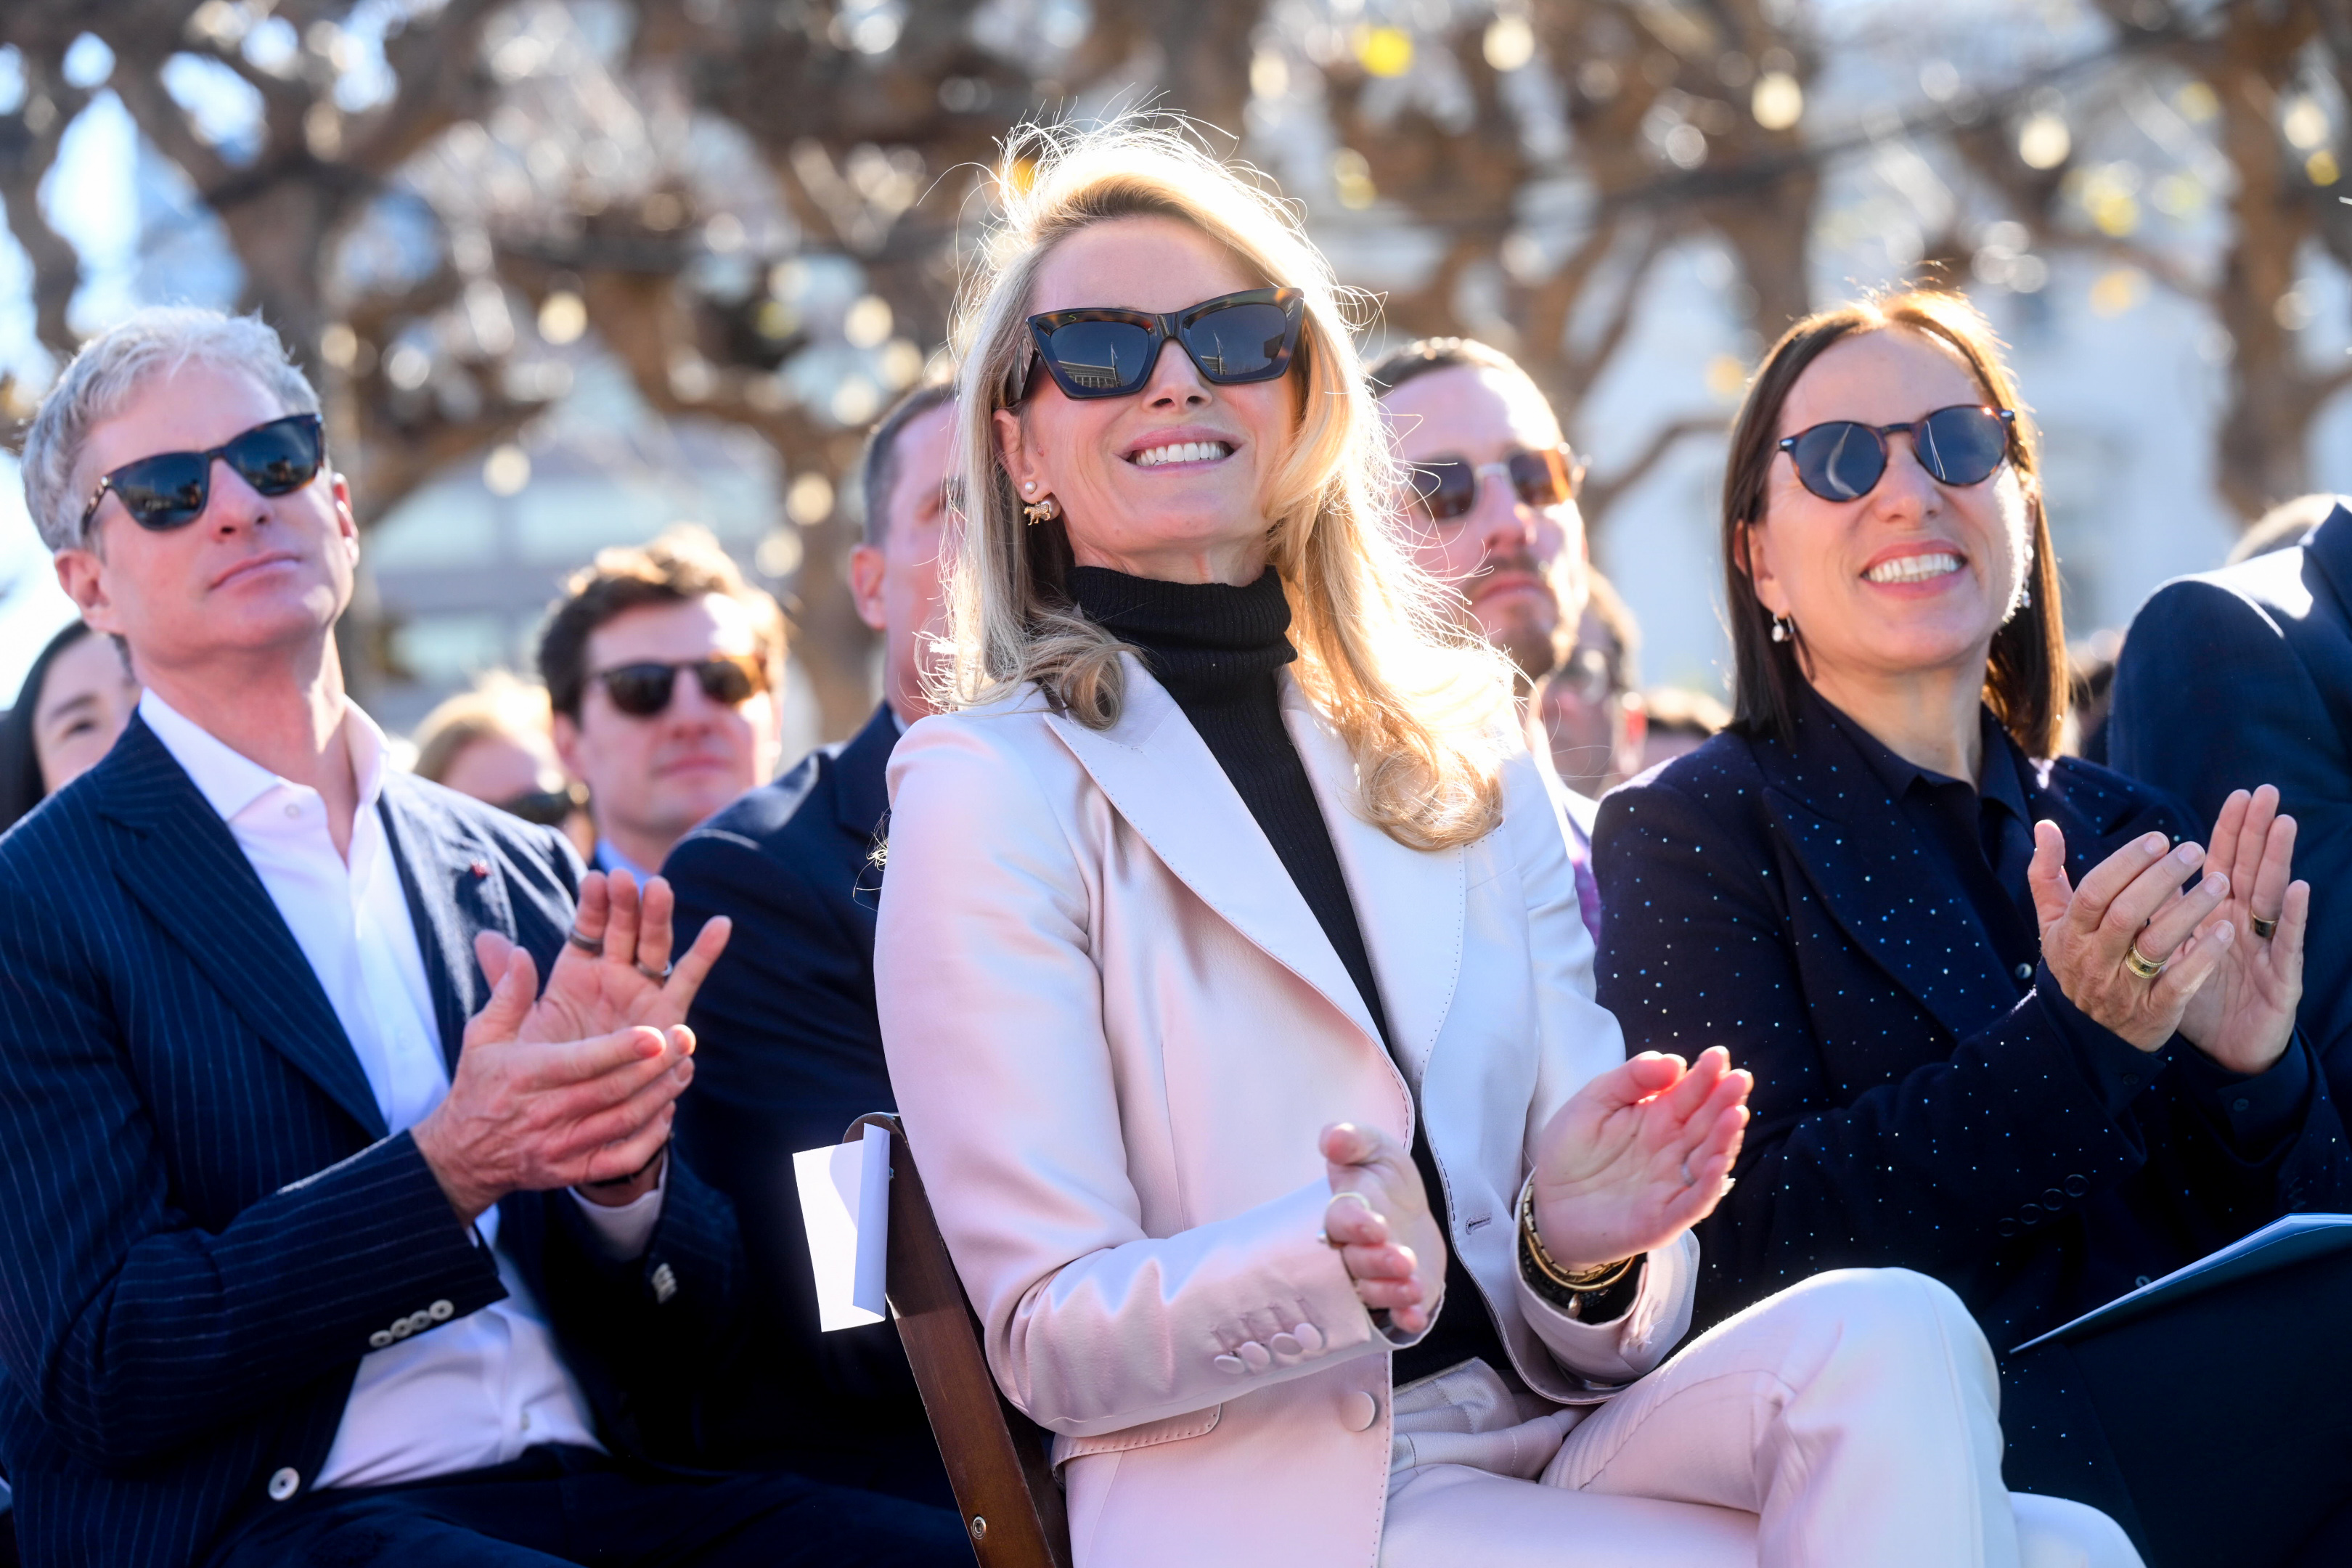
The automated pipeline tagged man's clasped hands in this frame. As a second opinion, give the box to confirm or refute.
[410,868,733,1226]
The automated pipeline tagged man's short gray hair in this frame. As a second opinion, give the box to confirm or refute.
[20,306,320,551]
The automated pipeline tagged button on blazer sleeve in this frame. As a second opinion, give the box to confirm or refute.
[875,715,1381,1440]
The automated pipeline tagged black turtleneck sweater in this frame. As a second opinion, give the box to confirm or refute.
[1069,565,1510,1388]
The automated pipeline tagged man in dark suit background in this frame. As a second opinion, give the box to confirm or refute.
[2107,499,2352,1064]
[0,308,967,1567]
[666,380,955,1500]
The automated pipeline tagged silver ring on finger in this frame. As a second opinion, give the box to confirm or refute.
[2252,912,2279,941]
[565,926,603,955]
[634,959,672,982]
[2123,941,2168,981]
[1679,1156,1696,1188]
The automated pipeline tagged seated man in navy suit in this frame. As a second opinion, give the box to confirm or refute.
[0,309,968,1567]
[2109,497,2352,1069]
[665,380,955,1500]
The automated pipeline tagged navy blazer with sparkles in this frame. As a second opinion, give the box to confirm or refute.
[0,715,745,1568]
[1592,698,2352,1355]
[665,703,941,1496]
[2108,503,2352,1069]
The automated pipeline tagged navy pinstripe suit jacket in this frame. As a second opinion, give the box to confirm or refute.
[0,715,746,1568]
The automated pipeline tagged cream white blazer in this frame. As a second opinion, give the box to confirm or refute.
[875,658,1697,1568]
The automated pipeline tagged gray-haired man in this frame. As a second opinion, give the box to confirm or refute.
[0,307,965,1567]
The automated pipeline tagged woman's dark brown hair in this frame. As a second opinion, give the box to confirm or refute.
[1721,289,2068,756]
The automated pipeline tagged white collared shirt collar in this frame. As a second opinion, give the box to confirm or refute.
[139,687,391,836]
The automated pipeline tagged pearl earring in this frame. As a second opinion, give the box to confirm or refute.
[1023,481,1036,494]
[1023,495,1061,526]
[1770,613,1796,644]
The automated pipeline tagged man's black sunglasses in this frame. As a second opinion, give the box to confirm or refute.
[594,654,770,718]
[497,783,588,828]
[1016,288,1307,402]
[1777,405,2016,504]
[1407,446,1583,523]
[78,413,325,536]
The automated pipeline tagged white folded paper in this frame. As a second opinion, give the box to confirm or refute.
[793,1122,893,1331]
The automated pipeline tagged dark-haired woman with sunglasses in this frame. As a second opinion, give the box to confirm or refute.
[1594,289,2352,1567]
[874,126,2136,1568]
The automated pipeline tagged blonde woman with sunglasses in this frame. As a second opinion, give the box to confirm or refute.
[873,122,2137,1568]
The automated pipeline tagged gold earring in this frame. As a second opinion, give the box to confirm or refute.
[1023,495,1061,526]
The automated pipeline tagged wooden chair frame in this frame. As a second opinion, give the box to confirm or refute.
[846,1114,1073,1568]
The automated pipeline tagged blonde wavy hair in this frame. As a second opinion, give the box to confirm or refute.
[942,120,1511,850]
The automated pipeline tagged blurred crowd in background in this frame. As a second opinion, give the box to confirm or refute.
[3,0,2352,767]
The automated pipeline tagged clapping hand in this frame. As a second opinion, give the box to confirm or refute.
[2175,787,2306,1073]
[1527,1048,1751,1275]
[473,869,732,1046]
[414,947,696,1225]
[1320,1122,1450,1336]
[2027,789,2305,1069]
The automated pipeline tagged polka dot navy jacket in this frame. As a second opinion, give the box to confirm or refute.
[1591,685,2352,1361]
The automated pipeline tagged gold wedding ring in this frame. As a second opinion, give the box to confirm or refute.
[2123,942,2168,981]
[2252,913,2280,941]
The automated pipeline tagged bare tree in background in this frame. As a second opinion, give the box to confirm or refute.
[1943,0,2351,523]
[6,0,2349,738]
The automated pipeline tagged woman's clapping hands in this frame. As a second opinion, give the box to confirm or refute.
[2029,785,2306,1070]
[1527,1048,1751,1275]
[1320,1048,1752,1335]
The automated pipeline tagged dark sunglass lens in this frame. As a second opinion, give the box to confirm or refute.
[694,658,759,705]
[226,417,324,496]
[602,664,677,716]
[1044,321,1155,393]
[1410,460,1478,521]
[1507,449,1575,508]
[1182,302,1292,381]
[499,789,576,826]
[113,455,211,531]
[1792,422,1887,502]
[1916,407,2009,487]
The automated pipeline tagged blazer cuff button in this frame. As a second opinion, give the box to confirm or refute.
[267,1466,301,1502]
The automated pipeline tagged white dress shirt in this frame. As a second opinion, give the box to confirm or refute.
[140,690,662,1490]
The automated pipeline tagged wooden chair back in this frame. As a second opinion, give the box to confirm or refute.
[846,1114,1073,1568]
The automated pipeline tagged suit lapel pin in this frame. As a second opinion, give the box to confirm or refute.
[468,859,490,879]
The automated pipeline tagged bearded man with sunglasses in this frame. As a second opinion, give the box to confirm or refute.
[536,528,786,881]
[0,309,969,1568]
[1371,337,1608,939]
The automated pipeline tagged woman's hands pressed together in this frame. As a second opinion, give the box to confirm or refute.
[1320,1123,1450,1336]
[2030,785,2306,1069]
[1527,1047,1751,1275]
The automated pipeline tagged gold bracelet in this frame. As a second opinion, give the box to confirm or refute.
[1519,1182,1636,1293]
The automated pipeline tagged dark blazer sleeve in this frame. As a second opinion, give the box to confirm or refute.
[2109,577,2352,1060]
[666,814,917,1405]
[1596,774,2172,1299]
[0,867,503,1464]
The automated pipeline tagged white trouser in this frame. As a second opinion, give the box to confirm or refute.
[1379,1268,2141,1568]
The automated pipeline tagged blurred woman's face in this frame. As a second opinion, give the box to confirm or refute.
[1745,327,2030,690]
[33,632,140,794]
[995,216,1298,585]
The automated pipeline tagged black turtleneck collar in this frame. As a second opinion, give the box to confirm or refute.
[1066,565,1296,700]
